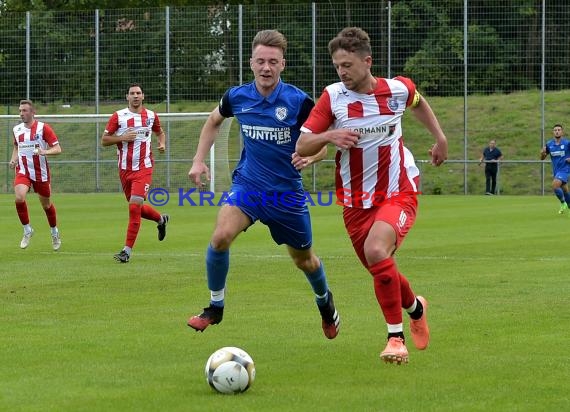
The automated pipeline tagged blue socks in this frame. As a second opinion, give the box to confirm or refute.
[554,188,564,202]
[205,247,330,308]
[206,245,229,307]
[304,262,329,306]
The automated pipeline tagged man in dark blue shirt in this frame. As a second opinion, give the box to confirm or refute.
[186,30,339,339]
[479,139,503,195]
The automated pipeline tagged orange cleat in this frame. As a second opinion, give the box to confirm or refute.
[380,337,409,365]
[410,296,430,350]
[187,305,223,332]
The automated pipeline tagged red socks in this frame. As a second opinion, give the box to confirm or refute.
[141,204,161,222]
[43,204,57,227]
[15,201,30,225]
[16,201,58,228]
[125,203,162,248]
[369,257,416,325]
[126,203,142,248]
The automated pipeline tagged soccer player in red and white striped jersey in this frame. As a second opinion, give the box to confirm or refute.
[297,27,448,365]
[101,83,168,263]
[9,99,62,251]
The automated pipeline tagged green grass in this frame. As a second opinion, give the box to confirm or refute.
[1,194,569,411]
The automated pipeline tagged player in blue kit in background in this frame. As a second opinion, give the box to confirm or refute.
[186,29,340,339]
[540,123,570,214]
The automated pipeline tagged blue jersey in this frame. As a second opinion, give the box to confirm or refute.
[218,80,314,193]
[545,137,570,175]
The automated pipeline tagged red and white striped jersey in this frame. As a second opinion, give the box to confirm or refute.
[13,120,59,182]
[301,76,420,209]
[105,108,162,171]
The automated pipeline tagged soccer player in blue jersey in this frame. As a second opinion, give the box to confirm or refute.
[186,30,340,339]
[478,139,503,195]
[540,124,570,214]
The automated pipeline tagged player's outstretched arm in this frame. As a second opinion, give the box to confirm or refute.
[9,145,18,169]
[296,132,326,157]
[291,146,327,170]
[297,129,359,156]
[188,107,224,186]
[193,108,224,162]
[410,95,448,166]
[156,128,166,153]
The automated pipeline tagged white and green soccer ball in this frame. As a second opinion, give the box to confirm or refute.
[205,346,255,394]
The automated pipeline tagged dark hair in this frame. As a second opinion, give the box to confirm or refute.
[251,30,287,55]
[127,83,143,94]
[328,27,372,57]
[553,124,564,129]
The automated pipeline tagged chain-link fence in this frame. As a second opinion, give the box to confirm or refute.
[1,1,568,194]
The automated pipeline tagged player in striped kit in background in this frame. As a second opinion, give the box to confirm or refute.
[9,99,63,251]
[101,83,169,263]
[297,27,448,364]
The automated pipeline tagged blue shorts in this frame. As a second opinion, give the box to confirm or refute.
[554,171,569,184]
[226,182,313,250]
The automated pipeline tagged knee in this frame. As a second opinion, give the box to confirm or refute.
[292,253,319,273]
[364,244,392,266]
[40,198,52,210]
[129,197,144,205]
[210,231,233,251]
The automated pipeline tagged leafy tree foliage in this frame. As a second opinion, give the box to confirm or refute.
[0,1,568,103]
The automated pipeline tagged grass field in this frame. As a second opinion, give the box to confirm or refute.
[1,194,568,411]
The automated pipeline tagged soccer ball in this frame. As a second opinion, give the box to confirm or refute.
[205,346,256,394]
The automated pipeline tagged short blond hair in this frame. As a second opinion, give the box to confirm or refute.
[19,99,34,109]
[252,30,287,55]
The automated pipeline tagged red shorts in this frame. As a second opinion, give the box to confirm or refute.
[14,174,51,197]
[342,195,418,267]
[119,169,153,201]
